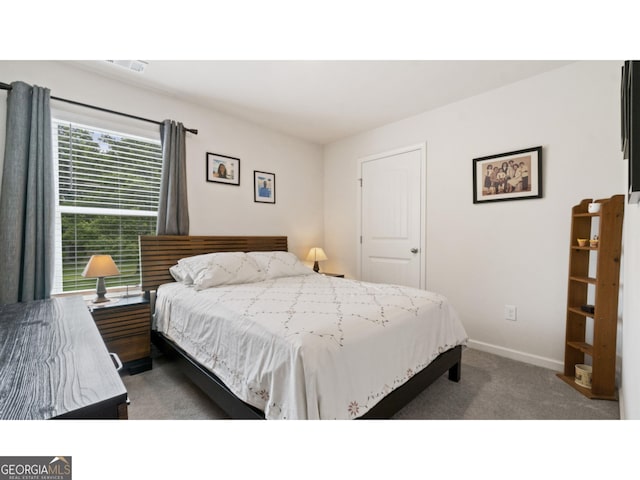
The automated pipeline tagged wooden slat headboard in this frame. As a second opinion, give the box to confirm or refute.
[139,235,288,292]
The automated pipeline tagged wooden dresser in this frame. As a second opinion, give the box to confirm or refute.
[0,296,128,419]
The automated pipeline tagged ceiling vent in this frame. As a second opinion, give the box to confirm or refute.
[104,60,148,73]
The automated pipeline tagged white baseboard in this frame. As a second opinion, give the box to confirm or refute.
[467,339,563,371]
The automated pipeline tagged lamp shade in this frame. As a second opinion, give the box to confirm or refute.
[306,247,328,262]
[306,247,327,273]
[82,255,120,278]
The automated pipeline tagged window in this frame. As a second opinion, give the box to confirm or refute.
[52,120,162,293]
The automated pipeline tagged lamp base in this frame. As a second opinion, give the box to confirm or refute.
[92,277,111,303]
[92,295,111,304]
[313,261,320,273]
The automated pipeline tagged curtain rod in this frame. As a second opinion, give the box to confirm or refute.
[0,81,198,135]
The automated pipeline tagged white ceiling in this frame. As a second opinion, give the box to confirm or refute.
[65,60,575,145]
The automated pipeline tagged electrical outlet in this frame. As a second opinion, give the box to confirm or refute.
[504,304,517,321]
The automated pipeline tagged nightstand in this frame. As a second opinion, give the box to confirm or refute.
[321,272,345,278]
[88,295,152,375]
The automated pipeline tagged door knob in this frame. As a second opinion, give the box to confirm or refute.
[410,248,419,254]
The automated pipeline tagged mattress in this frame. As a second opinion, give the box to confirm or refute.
[154,274,468,419]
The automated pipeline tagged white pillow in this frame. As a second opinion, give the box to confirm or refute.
[247,251,314,279]
[177,252,265,290]
[169,264,193,285]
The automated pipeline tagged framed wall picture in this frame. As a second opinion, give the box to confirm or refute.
[207,152,240,186]
[473,146,543,204]
[254,171,276,204]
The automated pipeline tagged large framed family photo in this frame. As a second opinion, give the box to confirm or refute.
[473,146,542,204]
[207,152,240,186]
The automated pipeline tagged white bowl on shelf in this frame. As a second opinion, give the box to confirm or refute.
[588,202,601,213]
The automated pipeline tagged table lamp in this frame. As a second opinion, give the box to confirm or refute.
[82,254,120,303]
[306,247,328,273]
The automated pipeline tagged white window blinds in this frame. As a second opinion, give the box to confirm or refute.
[52,120,163,293]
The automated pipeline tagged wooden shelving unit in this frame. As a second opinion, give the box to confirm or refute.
[557,195,624,400]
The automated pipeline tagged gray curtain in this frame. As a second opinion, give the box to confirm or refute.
[0,81,54,304]
[156,120,189,235]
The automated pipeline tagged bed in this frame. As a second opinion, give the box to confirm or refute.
[140,235,468,419]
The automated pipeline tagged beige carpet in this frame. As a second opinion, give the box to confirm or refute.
[121,347,620,420]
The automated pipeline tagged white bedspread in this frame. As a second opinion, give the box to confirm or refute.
[154,274,468,419]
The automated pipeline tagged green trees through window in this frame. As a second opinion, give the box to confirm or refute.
[54,121,162,293]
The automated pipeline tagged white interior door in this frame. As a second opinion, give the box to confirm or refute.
[359,145,425,288]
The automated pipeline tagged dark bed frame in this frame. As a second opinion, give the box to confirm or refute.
[139,235,462,419]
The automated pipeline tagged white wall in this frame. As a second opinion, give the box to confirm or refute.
[0,61,324,259]
[622,201,640,419]
[323,61,626,371]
